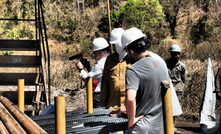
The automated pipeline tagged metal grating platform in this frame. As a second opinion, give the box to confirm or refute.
[31,108,128,134]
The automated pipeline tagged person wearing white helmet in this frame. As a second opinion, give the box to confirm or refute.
[76,37,109,108]
[100,28,130,114]
[165,44,186,99]
[165,44,186,134]
[122,27,170,134]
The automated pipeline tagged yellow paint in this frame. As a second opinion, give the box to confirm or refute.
[18,79,25,112]
[164,88,174,134]
[56,96,66,134]
[87,77,93,113]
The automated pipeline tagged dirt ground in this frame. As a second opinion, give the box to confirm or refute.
[176,121,201,134]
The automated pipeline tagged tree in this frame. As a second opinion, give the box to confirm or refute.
[159,0,186,38]
[120,0,168,45]
[98,10,122,33]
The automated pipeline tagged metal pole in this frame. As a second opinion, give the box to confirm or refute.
[87,77,93,113]
[55,96,66,134]
[164,87,174,134]
[18,79,25,112]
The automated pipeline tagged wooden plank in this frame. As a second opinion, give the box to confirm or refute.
[0,73,40,85]
[0,40,39,51]
[0,55,41,67]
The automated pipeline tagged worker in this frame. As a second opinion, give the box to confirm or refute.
[165,44,186,134]
[121,27,170,133]
[100,28,129,114]
[215,67,221,99]
[215,67,221,133]
[165,44,186,100]
[76,37,109,108]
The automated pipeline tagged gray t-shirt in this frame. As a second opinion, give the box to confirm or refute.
[126,52,169,133]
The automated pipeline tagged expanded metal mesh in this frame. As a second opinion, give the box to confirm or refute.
[32,108,128,134]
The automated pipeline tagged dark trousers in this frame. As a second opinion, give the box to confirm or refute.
[93,92,101,108]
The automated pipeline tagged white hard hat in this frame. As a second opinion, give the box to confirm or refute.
[110,28,124,44]
[115,38,127,60]
[109,28,127,59]
[92,37,109,52]
[169,44,181,52]
[121,27,145,49]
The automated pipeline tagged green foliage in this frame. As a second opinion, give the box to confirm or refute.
[120,0,168,44]
[98,10,122,33]
[121,0,164,27]
[98,0,168,44]
[5,29,21,39]
[0,0,35,39]
[0,22,35,39]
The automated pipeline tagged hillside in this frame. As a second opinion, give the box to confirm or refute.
[0,0,221,125]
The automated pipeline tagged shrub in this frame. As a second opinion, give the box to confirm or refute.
[98,10,122,33]
[99,0,169,45]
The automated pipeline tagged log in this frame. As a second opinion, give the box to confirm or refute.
[0,102,26,134]
[0,120,9,134]
[0,96,47,134]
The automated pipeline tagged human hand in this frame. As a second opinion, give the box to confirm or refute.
[217,92,221,100]
[109,110,118,117]
[76,60,84,70]
[109,105,126,117]
[128,115,144,128]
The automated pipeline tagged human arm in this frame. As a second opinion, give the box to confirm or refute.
[88,61,103,79]
[126,89,143,128]
[181,62,186,83]
[125,68,144,128]
[76,61,88,79]
[77,59,103,80]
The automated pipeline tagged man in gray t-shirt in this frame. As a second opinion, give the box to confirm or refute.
[121,28,170,134]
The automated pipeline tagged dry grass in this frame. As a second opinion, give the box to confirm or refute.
[49,39,88,111]
[151,36,221,121]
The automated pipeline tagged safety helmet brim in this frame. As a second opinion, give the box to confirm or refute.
[121,27,145,49]
[92,37,109,52]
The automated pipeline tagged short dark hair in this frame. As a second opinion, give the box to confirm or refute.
[126,38,147,53]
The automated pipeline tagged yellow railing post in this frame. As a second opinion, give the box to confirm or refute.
[87,77,93,113]
[18,79,25,112]
[55,96,66,134]
[164,87,174,134]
